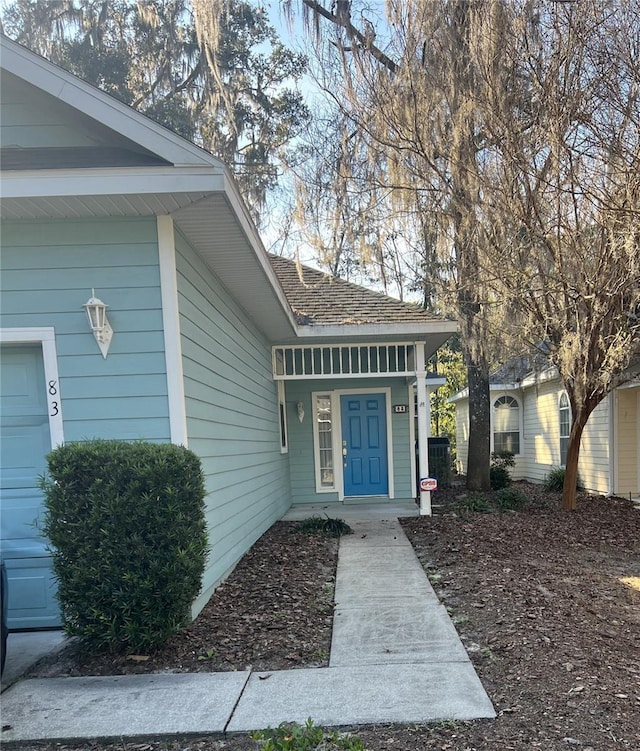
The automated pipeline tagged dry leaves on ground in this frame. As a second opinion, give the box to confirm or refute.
[17,485,640,751]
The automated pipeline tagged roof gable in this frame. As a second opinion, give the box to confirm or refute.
[269,254,444,327]
[0,35,218,168]
[1,71,169,169]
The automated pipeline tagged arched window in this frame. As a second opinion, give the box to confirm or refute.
[493,395,520,454]
[559,392,571,466]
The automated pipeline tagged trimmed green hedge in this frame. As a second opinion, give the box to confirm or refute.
[40,440,208,654]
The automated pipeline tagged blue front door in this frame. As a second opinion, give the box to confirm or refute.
[341,393,388,497]
[0,345,60,629]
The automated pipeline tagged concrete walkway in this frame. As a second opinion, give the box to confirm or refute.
[1,509,494,743]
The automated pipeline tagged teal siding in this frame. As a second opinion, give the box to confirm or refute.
[174,229,291,613]
[0,218,171,442]
[285,381,319,504]
[391,384,413,498]
[285,379,414,505]
[1,70,143,154]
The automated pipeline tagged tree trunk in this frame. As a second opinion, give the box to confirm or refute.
[562,420,585,511]
[466,358,491,491]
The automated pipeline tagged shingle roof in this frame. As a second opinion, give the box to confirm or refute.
[268,254,443,326]
[489,349,552,384]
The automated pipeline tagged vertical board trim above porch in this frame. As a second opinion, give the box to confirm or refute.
[273,343,417,379]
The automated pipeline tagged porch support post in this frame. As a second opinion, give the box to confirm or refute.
[416,342,431,516]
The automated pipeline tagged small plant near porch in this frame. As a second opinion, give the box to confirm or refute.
[297,515,353,538]
[543,466,580,493]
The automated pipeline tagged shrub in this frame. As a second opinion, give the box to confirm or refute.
[298,515,353,537]
[490,465,511,490]
[40,440,208,654]
[490,451,515,490]
[543,466,581,492]
[494,487,528,511]
[461,493,491,513]
[250,719,365,750]
[491,451,516,470]
[543,468,562,491]
[543,466,565,491]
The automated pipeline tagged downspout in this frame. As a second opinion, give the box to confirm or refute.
[415,342,431,515]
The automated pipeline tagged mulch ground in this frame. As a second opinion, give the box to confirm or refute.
[11,483,640,751]
[28,524,338,677]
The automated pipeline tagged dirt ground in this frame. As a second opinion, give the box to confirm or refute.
[10,484,640,751]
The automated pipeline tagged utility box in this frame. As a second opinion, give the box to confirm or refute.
[415,436,452,498]
[428,437,451,488]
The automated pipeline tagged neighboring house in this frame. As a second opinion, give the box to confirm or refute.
[0,37,456,630]
[450,356,640,499]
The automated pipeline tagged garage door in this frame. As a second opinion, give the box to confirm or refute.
[0,344,60,629]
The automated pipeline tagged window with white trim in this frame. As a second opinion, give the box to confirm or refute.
[278,381,288,453]
[493,395,520,454]
[313,393,334,490]
[559,392,570,466]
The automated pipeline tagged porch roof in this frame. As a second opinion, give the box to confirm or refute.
[268,255,456,356]
[269,254,445,326]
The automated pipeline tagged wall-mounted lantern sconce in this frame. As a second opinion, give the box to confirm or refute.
[296,401,305,423]
[83,289,113,359]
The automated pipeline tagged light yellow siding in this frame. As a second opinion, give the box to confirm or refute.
[523,381,560,482]
[454,379,639,495]
[524,383,610,492]
[577,398,610,494]
[455,399,469,474]
[616,387,639,496]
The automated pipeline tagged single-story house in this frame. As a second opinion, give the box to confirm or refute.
[0,36,456,630]
[450,356,640,498]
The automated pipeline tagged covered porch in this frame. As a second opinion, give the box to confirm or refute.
[273,341,446,516]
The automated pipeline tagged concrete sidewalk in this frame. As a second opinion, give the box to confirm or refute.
[1,629,66,692]
[1,511,494,743]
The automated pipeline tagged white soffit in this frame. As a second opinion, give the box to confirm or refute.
[172,192,298,342]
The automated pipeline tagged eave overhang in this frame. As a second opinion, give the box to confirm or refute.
[448,382,522,403]
[0,165,299,343]
[0,166,225,202]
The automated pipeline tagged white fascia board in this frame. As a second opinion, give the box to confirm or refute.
[294,321,458,340]
[410,376,447,390]
[490,383,522,392]
[448,382,521,403]
[520,366,559,389]
[1,37,218,168]
[0,166,225,199]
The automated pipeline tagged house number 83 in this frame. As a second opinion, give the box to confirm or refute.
[48,380,59,416]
